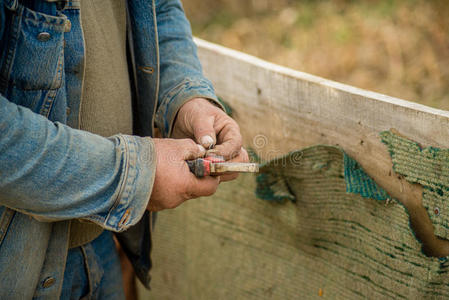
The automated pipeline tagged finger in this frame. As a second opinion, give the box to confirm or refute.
[178,139,206,160]
[192,115,217,149]
[213,120,243,159]
[228,147,249,163]
[187,175,220,198]
[219,172,239,182]
[217,148,249,182]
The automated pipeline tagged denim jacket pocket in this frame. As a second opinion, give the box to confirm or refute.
[2,5,66,91]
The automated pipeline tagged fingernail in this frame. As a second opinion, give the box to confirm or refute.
[200,135,214,148]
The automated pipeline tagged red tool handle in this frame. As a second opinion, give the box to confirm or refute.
[187,155,225,177]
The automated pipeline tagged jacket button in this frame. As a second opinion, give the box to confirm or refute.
[42,277,55,288]
[37,32,51,42]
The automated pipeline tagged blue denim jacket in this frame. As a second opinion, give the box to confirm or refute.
[0,0,217,298]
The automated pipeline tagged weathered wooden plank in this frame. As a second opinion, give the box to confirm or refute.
[195,37,449,213]
[141,40,449,300]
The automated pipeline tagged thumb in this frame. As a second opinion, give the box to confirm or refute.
[192,116,216,149]
[179,139,206,160]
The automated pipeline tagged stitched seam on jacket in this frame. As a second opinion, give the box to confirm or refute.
[0,5,22,94]
[151,0,159,137]
[105,135,131,229]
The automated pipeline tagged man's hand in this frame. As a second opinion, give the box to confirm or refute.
[147,138,220,211]
[172,98,249,181]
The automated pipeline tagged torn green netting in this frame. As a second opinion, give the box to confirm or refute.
[256,146,388,203]
[381,130,449,239]
[256,173,296,203]
[149,143,449,299]
[343,153,389,201]
[148,144,449,299]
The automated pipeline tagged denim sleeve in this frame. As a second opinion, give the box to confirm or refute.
[0,95,156,232]
[154,0,224,137]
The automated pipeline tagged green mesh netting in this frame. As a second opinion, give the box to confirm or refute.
[381,130,449,239]
[255,146,389,203]
[145,144,449,299]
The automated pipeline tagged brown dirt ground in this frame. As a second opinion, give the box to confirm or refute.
[182,0,449,110]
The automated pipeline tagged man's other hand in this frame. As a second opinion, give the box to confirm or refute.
[147,138,219,211]
[172,98,249,181]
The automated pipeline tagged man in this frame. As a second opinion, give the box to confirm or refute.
[0,0,247,298]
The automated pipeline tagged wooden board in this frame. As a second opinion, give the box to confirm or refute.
[140,39,449,299]
[195,37,449,211]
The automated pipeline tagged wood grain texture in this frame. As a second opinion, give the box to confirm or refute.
[194,38,449,209]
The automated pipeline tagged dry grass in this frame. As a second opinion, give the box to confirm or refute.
[183,0,449,110]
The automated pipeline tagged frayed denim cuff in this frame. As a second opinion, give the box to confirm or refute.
[90,135,156,232]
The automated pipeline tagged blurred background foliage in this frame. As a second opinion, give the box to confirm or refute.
[182,0,449,110]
